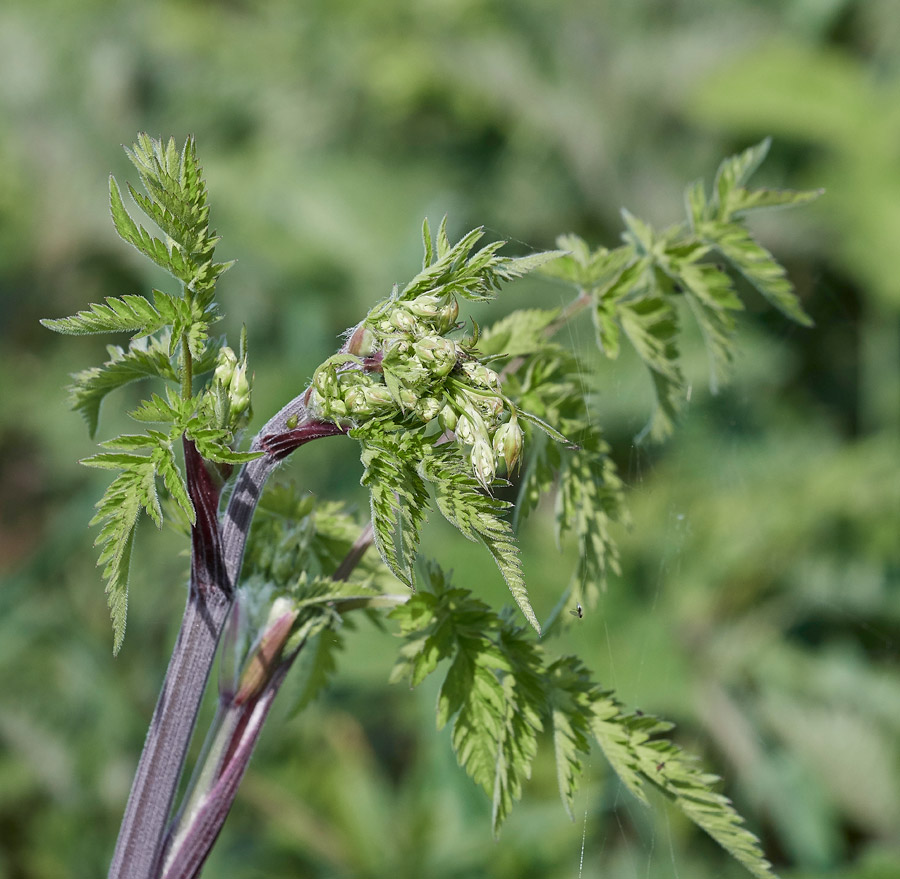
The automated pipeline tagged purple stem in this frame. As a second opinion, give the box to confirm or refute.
[108,590,232,879]
[159,519,378,877]
[160,654,299,879]
[108,399,347,879]
[108,439,228,879]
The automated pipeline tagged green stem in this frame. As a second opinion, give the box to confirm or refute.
[499,288,592,382]
[546,287,592,337]
[181,332,193,401]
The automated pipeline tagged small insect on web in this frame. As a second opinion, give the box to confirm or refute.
[569,603,583,619]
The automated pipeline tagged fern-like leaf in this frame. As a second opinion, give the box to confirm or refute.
[392,572,541,834]
[421,447,540,634]
[357,430,430,588]
[556,446,625,598]
[618,296,683,442]
[289,628,344,713]
[590,693,777,879]
[110,134,233,310]
[711,138,774,221]
[390,571,777,877]
[128,390,184,425]
[80,428,199,650]
[184,424,262,465]
[541,235,634,291]
[69,338,178,437]
[401,222,562,304]
[700,221,813,327]
[707,137,823,222]
[544,656,595,819]
[83,457,159,653]
[41,290,179,337]
[478,308,561,358]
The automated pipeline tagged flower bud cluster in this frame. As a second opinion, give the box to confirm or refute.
[445,389,523,489]
[214,345,252,428]
[309,290,524,490]
[307,360,394,423]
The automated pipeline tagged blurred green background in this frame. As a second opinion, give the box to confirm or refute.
[2,0,899,876]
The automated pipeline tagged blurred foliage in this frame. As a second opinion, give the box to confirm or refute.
[1,0,898,877]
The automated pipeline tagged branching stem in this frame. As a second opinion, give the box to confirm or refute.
[108,392,346,879]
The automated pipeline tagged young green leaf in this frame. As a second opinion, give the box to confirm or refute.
[711,137,774,221]
[184,425,262,464]
[108,134,233,320]
[544,657,595,819]
[556,446,625,599]
[84,459,159,653]
[590,697,778,879]
[391,573,541,834]
[128,391,185,425]
[618,296,684,442]
[40,291,178,338]
[357,430,431,588]
[390,570,777,875]
[421,447,540,634]
[288,628,344,713]
[478,308,561,358]
[69,339,178,437]
[700,221,813,327]
[540,235,633,291]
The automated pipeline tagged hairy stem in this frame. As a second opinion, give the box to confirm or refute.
[160,653,299,879]
[107,590,232,879]
[159,519,386,877]
[109,394,347,879]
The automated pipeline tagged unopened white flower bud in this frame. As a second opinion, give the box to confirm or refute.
[329,399,348,418]
[435,297,460,333]
[406,294,442,318]
[313,364,338,397]
[462,361,500,390]
[267,595,295,627]
[346,323,376,356]
[438,404,458,432]
[414,335,458,377]
[455,413,478,445]
[474,393,503,421]
[416,396,441,422]
[471,438,496,489]
[362,384,393,408]
[390,308,419,333]
[229,362,252,418]
[492,417,524,473]
[397,388,418,410]
[343,386,372,416]
[214,346,238,387]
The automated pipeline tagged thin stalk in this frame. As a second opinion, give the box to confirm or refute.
[181,332,193,401]
[499,287,592,382]
[332,520,375,581]
[549,287,592,333]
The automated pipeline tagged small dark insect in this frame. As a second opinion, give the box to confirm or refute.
[656,761,666,772]
[569,603,583,619]
[635,709,644,717]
